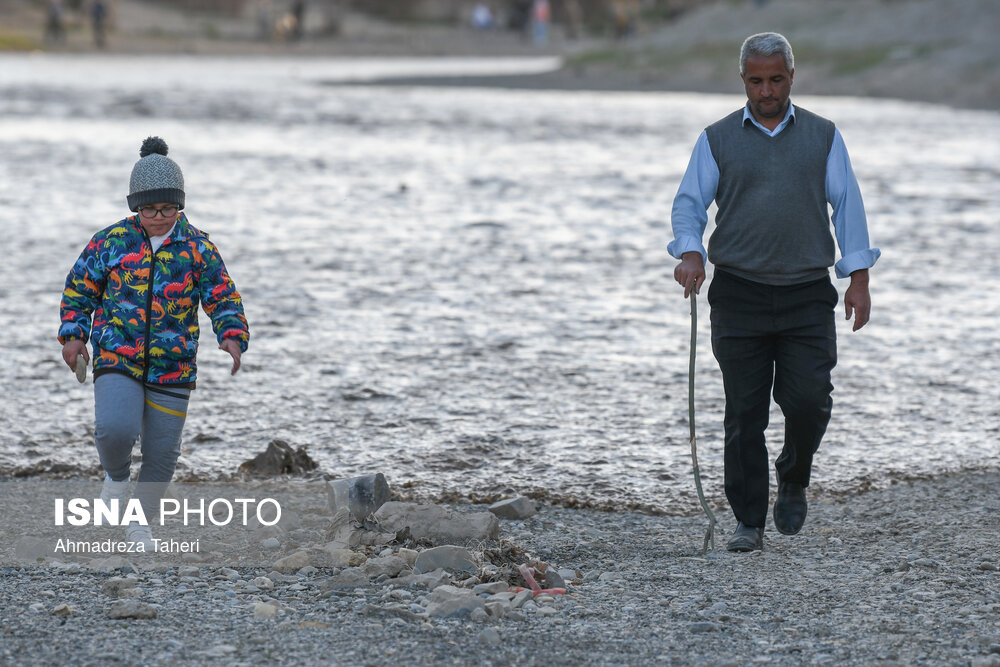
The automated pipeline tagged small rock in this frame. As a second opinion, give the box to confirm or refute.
[414,546,477,575]
[252,577,274,591]
[488,497,537,520]
[107,600,158,619]
[363,555,407,579]
[178,566,200,578]
[253,603,279,620]
[473,582,509,595]
[323,547,367,568]
[102,577,138,597]
[261,538,281,550]
[511,589,532,609]
[557,568,580,583]
[90,556,133,574]
[478,627,501,646]
[272,550,311,574]
[322,567,369,591]
[238,439,317,478]
[542,569,566,589]
[689,622,719,633]
[424,585,487,618]
[487,592,516,602]
[29,603,45,614]
[392,569,451,591]
[979,562,998,571]
[375,502,499,545]
[51,604,73,616]
[485,601,507,618]
[470,607,489,623]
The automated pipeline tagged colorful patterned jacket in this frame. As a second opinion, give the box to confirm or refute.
[58,213,249,387]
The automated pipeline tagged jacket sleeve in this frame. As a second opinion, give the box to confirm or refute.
[58,237,106,344]
[197,239,250,353]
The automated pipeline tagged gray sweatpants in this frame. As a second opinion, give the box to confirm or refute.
[94,373,190,523]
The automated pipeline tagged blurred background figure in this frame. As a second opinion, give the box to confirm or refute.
[506,0,532,40]
[291,0,306,41]
[563,0,584,40]
[471,2,495,30]
[256,0,273,41]
[612,0,639,40]
[90,0,107,48]
[531,0,549,46]
[43,0,66,45]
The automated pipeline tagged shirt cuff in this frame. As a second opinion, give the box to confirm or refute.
[667,236,707,264]
[835,248,881,279]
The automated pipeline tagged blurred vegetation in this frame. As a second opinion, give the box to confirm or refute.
[0,29,39,51]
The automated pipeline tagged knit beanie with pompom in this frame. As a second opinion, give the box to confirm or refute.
[127,136,185,211]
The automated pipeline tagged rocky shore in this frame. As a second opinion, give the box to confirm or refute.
[2,469,998,665]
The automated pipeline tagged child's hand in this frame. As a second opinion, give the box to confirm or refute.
[220,339,242,375]
[62,340,89,370]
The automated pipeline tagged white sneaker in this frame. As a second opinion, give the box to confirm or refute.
[125,524,157,553]
[100,477,130,507]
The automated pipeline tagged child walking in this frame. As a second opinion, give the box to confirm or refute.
[58,137,249,551]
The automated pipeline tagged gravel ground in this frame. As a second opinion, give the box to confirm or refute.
[2,470,998,666]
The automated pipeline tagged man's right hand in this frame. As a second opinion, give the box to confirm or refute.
[61,339,89,370]
[674,252,706,299]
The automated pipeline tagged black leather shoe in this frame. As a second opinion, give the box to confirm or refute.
[726,521,764,552]
[773,482,808,535]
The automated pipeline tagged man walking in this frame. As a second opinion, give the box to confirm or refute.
[669,32,880,552]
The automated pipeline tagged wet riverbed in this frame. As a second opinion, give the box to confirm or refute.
[1,54,997,514]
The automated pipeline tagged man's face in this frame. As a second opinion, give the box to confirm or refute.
[742,54,793,122]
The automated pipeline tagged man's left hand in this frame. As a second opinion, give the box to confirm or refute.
[220,339,242,375]
[844,269,871,332]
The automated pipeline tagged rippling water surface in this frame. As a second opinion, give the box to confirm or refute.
[1,54,997,513]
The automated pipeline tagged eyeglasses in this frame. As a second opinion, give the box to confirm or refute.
[139,205,179,219]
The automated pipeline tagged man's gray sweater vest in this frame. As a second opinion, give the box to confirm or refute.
[705,106,836,285]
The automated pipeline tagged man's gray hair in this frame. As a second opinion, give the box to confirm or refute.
[739,32,794,75]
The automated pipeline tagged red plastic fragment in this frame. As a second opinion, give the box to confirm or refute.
[518,564,543,592]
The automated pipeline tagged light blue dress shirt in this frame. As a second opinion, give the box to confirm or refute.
[668,103,881,279]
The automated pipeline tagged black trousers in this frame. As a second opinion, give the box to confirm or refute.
[708,269,838,529]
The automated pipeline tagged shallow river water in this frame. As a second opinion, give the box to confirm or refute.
[1,54,997,514]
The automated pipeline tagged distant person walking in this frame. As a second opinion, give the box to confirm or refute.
[90,0,107,49]
[256,0,273,41]
[531,0,550,46]
[471,2,495,30]
[291,0,306,41]
[44,0,66,45]
[669,33,880,552]
[563,0,583,40]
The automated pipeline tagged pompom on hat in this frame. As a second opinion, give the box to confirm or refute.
[126,136,185,212]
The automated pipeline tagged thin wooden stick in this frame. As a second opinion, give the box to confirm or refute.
[688,292,716,553]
